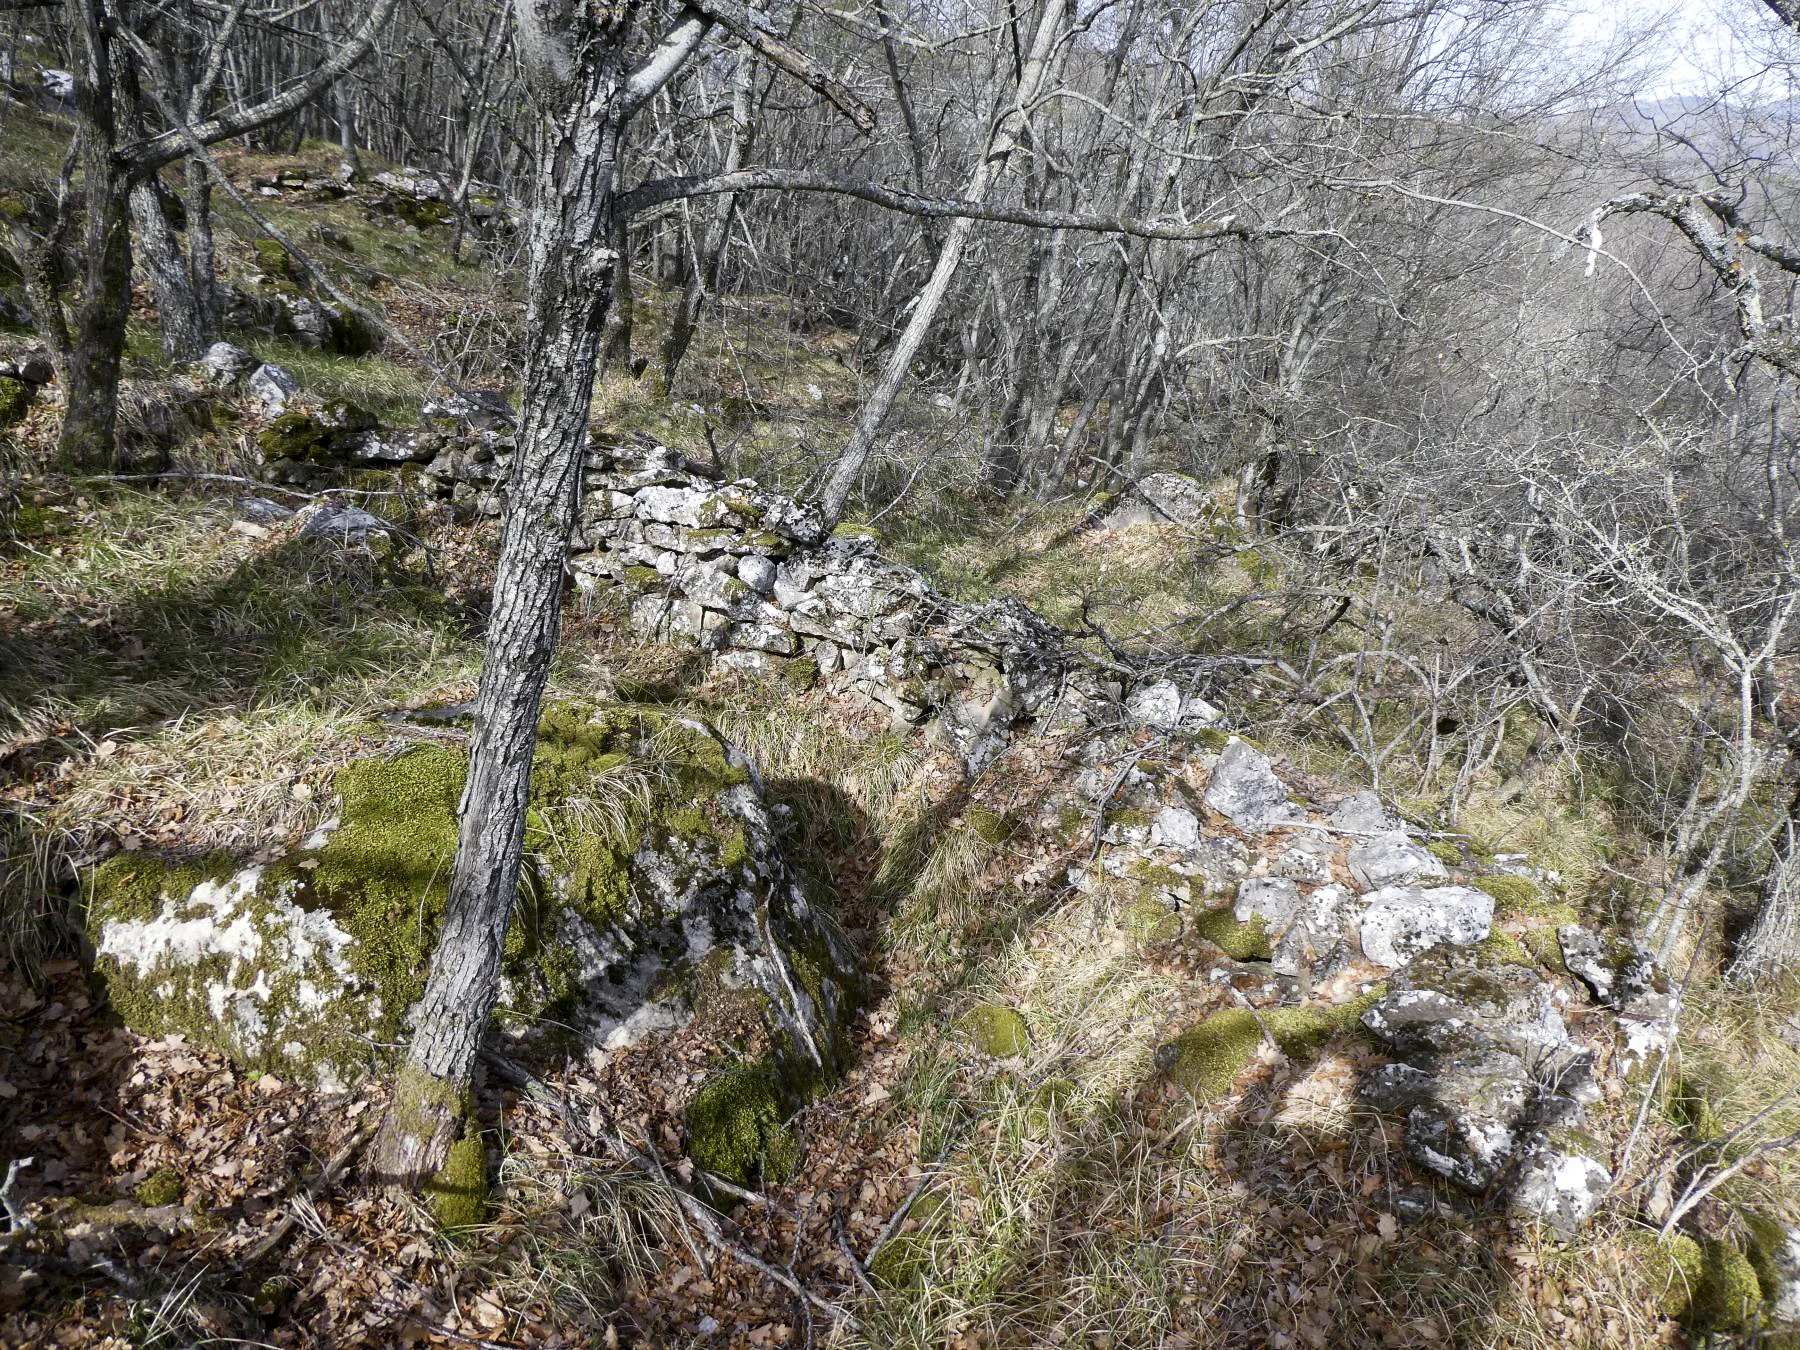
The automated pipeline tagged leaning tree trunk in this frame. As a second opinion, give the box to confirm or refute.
[368,25,632,1191]
[818,0,1071,526]
[1730,811,1800,988]
[130,180,205,362]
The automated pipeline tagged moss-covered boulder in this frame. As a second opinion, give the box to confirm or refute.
[87,705,859,1090]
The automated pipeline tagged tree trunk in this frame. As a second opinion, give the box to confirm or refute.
[57,0,131,468]
[184,160,218,344]
[368,24,630,1191]
[818,0,1070,526]
[130,180,204,362]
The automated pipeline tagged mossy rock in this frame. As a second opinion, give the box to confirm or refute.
[258,409,373,466]
[1625,1231,1706,1318]
[780,657,819,691]
[394,196,451,231]
[1473,929,1531,967]
[425,1124,489,1229]
[323,304,383,357]
[1124,894,1181,945]
[1192,906,1272,961]
[1472,872,1543,917]
[685,1065,796,1187]
[1520,925,1568,973]
[958,1005,1029,1057]
[88,704,857,1090]
[1691,1237,1762,1331]
[0,375,30,428]
[1158,1009,1262,1099]
[1426,840,1464,868]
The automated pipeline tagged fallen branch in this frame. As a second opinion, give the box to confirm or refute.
[244,1118,377,1264]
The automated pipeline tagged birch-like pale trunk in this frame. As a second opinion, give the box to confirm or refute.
[818,0,1070,525]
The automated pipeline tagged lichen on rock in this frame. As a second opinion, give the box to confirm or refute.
[86,704,859,1094]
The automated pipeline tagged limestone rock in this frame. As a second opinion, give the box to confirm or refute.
[1151,805,1201,850]
[1204,739,1303,832]
[86,709,858,1091]
[1103,472,1210,529]
[1234,877,1302,932]
[1128,679,1222,732]
[1329,790,1397,834]
[246,363,299,417]
[1558,925,1661,1008]
[297,504,390,544]
[1511,1146,1612,1233]
[1360,948,1601,1218]
[196,342,258,386]
[1352,884,1492,968]
[1348,831,1448,890]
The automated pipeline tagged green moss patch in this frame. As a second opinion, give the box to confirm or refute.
[1193,906,1272,961]
[685,1065,796,1187]
[1472,872,1545,918]
[1160,1009,1262,1099]
[1123,894,1181,944]
[1626,1231,1705,1318]
[0,375,30,428]
[957,1004,1029,1057]
[425,1125,489,1229]
[133,1166,183,1208]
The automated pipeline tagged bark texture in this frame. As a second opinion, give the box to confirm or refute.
[369,4,634,1188]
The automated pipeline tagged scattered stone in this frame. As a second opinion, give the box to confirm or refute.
[1234,877,1302,932]
[195,341,258,386]
[1511,1145,1612,1232]
[1203,739,1303,832]
[1103,472,1210,529]
[0,351,55,384]
[1330,789,1397,834]
[1361,948,1602,1220]
[245,363,299,417]
[1558,925,1660,1008]
[1151,805,1201,850]
[85,710,859,1091]
[1352,885,1492,968]
[1347,831,1448,890]
[296,504,390,544]
[1127,679,1222,732]
[230,497,294,525]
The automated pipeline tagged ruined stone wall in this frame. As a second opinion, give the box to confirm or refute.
[420,439,1153,768]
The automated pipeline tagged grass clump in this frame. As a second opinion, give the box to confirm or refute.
[958,1004,1029,1058]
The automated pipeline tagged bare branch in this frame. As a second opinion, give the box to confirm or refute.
[686,0,875,133]
[620,167,1333,243]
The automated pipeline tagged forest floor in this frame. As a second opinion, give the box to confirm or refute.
[2,111,1795,1348]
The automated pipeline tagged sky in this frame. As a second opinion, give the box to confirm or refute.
[1567,0,1798,97]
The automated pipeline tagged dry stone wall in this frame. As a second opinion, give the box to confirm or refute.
[422,439,1122,769]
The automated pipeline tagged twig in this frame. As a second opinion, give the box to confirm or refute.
[1,1156,34,1233]
[244,1119,377,1263]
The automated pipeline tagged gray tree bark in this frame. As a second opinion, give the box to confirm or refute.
[1731,812,1800,989]
[368,1,711,1188]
